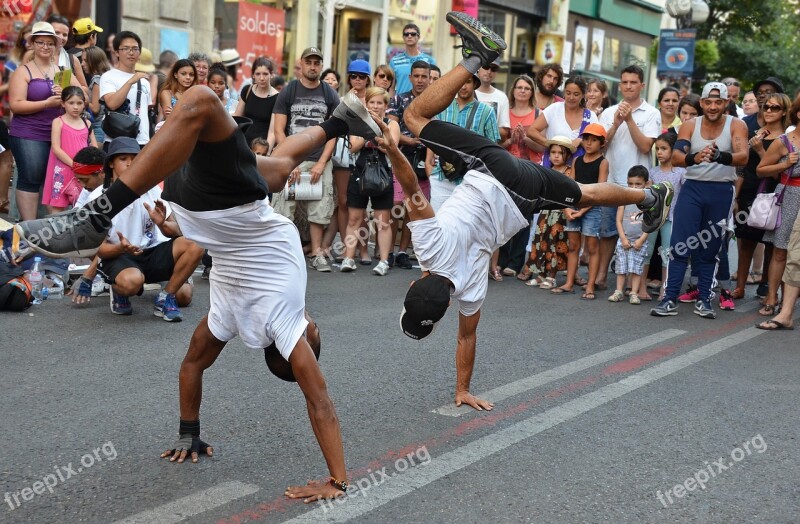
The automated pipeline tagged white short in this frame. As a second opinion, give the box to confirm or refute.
[169,199,308,360]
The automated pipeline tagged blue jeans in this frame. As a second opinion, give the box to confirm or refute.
[9,136,51,192]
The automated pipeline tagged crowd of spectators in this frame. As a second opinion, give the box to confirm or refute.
[1,17,799,329]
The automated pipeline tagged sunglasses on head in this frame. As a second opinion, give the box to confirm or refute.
[403,32,418,37]
[349,73,368,80]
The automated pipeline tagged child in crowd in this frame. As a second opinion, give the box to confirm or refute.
[42,86,97,213]
[527,136,573,289]
[158,59,197,120]
[207,66,231,111]
[555,123,608,299]
[250,137,269,156]
[609,166,650,304]
[645,132,685,299]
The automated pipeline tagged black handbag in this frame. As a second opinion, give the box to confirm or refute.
[358,150,392,197]
[102,80,142,139]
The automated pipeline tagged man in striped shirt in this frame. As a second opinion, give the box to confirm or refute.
[427,74,500,210]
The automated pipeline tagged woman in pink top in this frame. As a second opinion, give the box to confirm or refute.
[505,75,542,163]
[43,86,97,212]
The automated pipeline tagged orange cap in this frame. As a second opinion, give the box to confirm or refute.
[581,122,607,140]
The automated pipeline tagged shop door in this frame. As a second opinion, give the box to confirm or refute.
[337,10,379,74]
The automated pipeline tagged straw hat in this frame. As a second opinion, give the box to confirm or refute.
[220,48,242,67]
[30,22,57,42]
[545,135,577,153]
[135,48,156,73]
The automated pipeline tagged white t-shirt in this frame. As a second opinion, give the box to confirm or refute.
[88,185,170,249]
[475,87,510,130]
[542,102,598,141]
[407,170,527,316]
[99,68,151,145]
[74,188,92,208]
[599,99,661,185]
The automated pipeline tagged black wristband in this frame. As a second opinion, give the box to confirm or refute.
[179,419,200,437]
[684,152,697,166]
[717,151,733,165]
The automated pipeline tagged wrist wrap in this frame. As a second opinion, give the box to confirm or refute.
[179,419,200,437]
[717,151,733,165]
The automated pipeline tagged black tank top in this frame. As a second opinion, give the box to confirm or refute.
[162,128,268,211]
[574,155,603,185]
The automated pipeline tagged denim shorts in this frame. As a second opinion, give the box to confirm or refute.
[565,206,601,237]
[9,136,51,192]
[599,205,619,238]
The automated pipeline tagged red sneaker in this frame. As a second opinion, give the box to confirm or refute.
[719,289,735,311]
[678,285,699,303]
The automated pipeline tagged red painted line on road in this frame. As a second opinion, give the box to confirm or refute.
[217,312,758,523]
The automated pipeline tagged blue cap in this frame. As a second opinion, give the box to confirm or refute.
[348,59,370,75]
[104,137,140,178]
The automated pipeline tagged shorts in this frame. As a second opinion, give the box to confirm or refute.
[9,136,50,192]
[784,211,800,287]
[271,160,335,225]
[564,206,601,237]
[347,171,393,210]
[170,199,308,359]
[393,176,431,203]
[99,239,176,284]
[599,206,619,238]
[418,120,582,219]
[615,239,649,275]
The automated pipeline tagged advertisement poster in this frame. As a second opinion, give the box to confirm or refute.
[572,25,588,70]
[534,33,564,66]
[656,28,696,77]
[561,41,572,74]
[589,28,604,72]
[237,1,285,80]
[160,29,189,60]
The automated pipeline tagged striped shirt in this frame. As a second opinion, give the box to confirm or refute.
[431,98,500,182]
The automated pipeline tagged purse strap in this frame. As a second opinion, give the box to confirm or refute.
[134,80,142,116]
[465,101,480,130]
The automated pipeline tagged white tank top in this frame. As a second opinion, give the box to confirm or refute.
[686,115,737,183]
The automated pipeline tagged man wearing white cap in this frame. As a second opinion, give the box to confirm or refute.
[652,82,748,319]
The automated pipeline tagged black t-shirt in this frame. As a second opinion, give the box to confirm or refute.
[161,128,268,212]
[574,155,603,185]
[240,85,277,145]
[273,80,339,161]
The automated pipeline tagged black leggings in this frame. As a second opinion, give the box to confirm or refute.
[418,120,582,218]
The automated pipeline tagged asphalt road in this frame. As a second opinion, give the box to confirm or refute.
[1,262,798,524]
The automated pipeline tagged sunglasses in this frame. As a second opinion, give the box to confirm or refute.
[403,32,419,37]
[376,73,392,80]
[724,81,739,87]
[762,104,783,113]
[349,73,368,80]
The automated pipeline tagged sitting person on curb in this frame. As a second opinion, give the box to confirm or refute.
[89,137,203,319]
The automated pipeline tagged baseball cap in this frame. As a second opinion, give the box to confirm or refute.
[753,76,784,94]
[581,122,607,140]
[701,81,727,99]
[104,137,140,179]
[72,17,103,36]
[301,47,323,61]
[348,59,370,75]
[487,57,501,71]
[399,274,452,340]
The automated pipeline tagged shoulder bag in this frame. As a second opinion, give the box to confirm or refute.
[103,80,142,139]
[358,149,392,197]
[747,178,785,231]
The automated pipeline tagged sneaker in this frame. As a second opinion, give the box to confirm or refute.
[678,285,699,303]
[312,254,331,272]
[395,252,413,269]
[719,289,735,311]
[333,92,382,140]
[387,252,395,268]
[373,260,390,276]
[340,257,357,272]
[201,266,211,280]
[608,290,625,302]
[629,293,641,305]
[91,275,108,296]
[110,288,132,315]
[756,283,768,298]
[154,292,183,322]
[694,299,716,319]
[15,207,111,258]
[650,298,678,316]
[446,11,507,68]
[639,182,674,234]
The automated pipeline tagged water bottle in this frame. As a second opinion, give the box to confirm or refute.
[46,273,65,299]
[30,257,44,304]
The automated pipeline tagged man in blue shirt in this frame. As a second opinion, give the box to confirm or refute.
[389,23,436,94]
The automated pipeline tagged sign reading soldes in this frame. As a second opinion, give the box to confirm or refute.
[237,1,285,81]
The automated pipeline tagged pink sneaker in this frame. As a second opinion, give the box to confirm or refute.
[678,285,699,303]
[719,289,735,311]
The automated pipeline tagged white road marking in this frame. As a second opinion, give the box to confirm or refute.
[283,327,764,523]
[433,329,686,416]
[113,481,259,524]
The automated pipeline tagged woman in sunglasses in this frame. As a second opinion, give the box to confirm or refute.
[346,59,372,104]
[373,65,394,95]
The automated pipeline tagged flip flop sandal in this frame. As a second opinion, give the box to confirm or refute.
[551,287,575,294]
[489,268,503,281]
[360,259,373,266]
[525,277,543,287]
[502,268,517,277]
[758,304,778,316]
[575,277,588,286]
[581,292,596,300]
[755,319,794,330]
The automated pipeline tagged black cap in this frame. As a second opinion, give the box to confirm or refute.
[103,137,140,179]
[400,274,451,340]
[753,77,784,94]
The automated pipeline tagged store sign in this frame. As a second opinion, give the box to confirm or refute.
[237,1,285,77]
[656,28,696,77]
[450,0,479,35]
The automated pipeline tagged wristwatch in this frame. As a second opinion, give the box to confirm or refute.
[330,476,349,492]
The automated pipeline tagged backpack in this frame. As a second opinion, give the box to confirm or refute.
[0,263,32,311]
[280,79,339,136]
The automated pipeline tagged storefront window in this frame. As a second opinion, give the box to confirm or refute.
[620,42,647,70]
[478,7,507,41]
